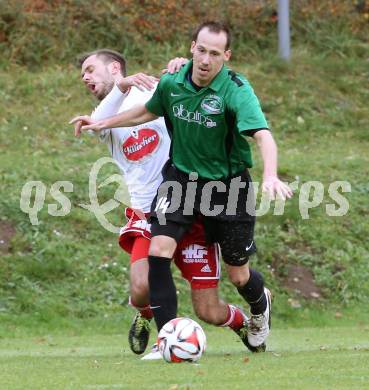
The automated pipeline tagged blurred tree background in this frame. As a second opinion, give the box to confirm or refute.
[0,0,368,68]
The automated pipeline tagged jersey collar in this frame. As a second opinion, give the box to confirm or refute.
[175,60,228,92]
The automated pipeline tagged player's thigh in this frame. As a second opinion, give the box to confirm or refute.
[150,162,196,245]
[175,228,222,320]
[174,223,221,292]
[208,218,257,266]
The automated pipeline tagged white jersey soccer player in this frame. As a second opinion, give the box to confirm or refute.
[91,84,170,212]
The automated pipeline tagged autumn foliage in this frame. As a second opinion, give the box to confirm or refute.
[0,0,368,67]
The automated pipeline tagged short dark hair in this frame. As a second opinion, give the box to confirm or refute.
[77,49,127,76]
[192,21,231,50]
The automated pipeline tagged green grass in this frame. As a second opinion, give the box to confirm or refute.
[0,10,368,389]
[0,19,369,389]
[1,324,368,390]
[1,40,369,327]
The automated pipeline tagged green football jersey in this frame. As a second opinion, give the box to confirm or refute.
[146,60,268,180]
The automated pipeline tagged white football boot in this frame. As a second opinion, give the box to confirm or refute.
[247,287,272,350]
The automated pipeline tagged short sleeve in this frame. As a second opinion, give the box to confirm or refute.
[145,78,166,116]
[229,83,269,136]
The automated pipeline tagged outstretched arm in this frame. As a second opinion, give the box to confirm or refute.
[91,85,126,121]
[70,104,158,136]
[252,129,293,200]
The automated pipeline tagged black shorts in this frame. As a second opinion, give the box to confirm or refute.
[150,162,257,266]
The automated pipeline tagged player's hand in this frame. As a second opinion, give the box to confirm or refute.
[116,73,158,92]
[69,115,105,135]
[162,57,189,74]
[262,176,293,200]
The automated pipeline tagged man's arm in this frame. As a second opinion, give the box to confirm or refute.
[252,129,293,200]
[91,85,126,121]
[70,104,158,135]
[87,85,126,142]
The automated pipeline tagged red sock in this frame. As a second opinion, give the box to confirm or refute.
[129,297,153,320]
[220,305,246,331]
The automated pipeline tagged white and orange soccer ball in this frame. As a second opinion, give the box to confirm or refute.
[157,317,207,363]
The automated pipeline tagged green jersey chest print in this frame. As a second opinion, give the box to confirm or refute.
[146,61,268,180]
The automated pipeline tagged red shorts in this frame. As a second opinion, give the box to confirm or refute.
[119,208,220,289]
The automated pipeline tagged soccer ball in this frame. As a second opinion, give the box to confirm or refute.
[157,317,207,363]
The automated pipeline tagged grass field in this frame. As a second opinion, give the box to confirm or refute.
[1,24,369,390]
[1,323,368,390]
[1,47,368,321]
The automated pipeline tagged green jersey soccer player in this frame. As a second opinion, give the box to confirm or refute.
[71,21,292,352]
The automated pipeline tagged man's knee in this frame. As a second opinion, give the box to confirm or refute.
[149,236,177,258]
[226,263,250,288]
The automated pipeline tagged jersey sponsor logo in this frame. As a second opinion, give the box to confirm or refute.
[173,104,216,128]
[171,92,181,97]
[122,128,160,161]
[201,95,223,114]
[182,244,208,263]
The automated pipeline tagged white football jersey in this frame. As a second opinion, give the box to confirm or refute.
[91,84,170,212]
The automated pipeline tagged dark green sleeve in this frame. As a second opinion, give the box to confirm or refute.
[230,83,269,135]
[145,79,165,116]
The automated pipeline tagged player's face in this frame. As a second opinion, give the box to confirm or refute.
[80,55,115,100]
[190,28,231,87]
